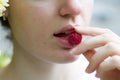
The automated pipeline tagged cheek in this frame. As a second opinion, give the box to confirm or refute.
[8,5,52,50]
[83,1,94,24]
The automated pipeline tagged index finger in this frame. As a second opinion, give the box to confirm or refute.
[75,27,111,36]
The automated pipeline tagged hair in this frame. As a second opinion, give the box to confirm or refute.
[0,17,9,27]
[0,17,12,40]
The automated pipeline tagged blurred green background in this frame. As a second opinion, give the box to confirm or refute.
[0,50,11,68]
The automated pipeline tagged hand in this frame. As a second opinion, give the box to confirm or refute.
[70,27,120,80]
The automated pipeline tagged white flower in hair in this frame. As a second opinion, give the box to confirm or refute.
[0,0,9,17]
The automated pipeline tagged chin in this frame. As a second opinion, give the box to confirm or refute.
[46,53,79,64]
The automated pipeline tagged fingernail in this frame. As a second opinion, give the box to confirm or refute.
[86,64,92,73]
[86,64,94,73]
[86,67,91,73]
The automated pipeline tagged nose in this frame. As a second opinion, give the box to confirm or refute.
[59,0,81,19]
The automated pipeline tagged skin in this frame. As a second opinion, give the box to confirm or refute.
[0,0,120,80]
[70,27,120,80]
[0,0,94,80]
[7,0,93,63]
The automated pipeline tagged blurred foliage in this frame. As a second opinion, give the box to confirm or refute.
[0,50,11,68]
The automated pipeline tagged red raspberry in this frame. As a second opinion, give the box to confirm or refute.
[68,32,82,46]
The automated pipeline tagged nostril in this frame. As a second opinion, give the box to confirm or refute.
[59,7,69,17]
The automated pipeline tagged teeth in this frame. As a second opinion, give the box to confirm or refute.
[64,31,71,34]
[64,29,75,34]
[54,28,75,37]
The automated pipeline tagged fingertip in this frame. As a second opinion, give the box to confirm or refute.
[95,73,100,78]
[74,27,89,35]
[95,72,103,78]
[85,68,92,73]
[85,67,91,73]
[86,62,97,74]
[85,64,94,73]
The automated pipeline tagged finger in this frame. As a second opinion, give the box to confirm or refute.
[96,55,120,77]
[75,27,112,36]
[70,28,120,55]
[70,34,111,55]
[83,49,96,61]
[86,42,120,73]
[84,32,120,51]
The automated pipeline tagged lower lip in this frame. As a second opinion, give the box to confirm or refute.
[54,37,74,48]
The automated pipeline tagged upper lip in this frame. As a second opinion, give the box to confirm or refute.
[53,24,78,37]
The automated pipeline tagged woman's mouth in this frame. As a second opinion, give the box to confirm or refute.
[53,26,82,48]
